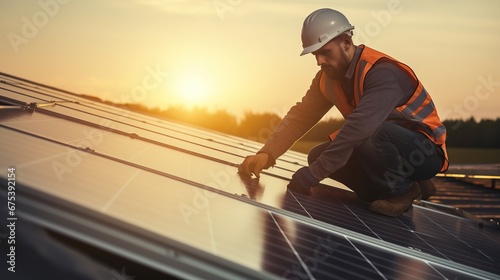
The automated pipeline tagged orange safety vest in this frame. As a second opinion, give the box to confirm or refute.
[319,45,449,171]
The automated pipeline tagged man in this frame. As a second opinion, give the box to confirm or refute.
[238,8,448,217]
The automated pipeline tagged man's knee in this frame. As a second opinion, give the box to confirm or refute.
[372,122,399,142]
[307,141,330,165]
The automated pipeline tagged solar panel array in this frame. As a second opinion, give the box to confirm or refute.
[1,73,499,279]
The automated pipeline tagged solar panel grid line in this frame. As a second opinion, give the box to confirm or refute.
[350,240,492,280]
[1,84,188,142]
[311,198,415,244]
[410,210,500,275]
[354,207,451,251]
[204,199,218,256]
[394,212,496,272]
[280,196,313,218]
[459,222,500,253]
[1,104,300,183]
[262,214,342,278]
[290,190,383,239]
[0,85,57,105]
[0,124,245,203]
[7,188,279,280]
[0,73,82,99]
[393,217,451,261]
[287,190,314,219]
[426,212,500,258]
[1,120,286,232]
[101,169,141,212]
[0,82,273,161]
[416,200,489,224]
[0,133,300,278]
[416,209,500,266]
[3,109,500,278]
[4,116,496,280]
[1,133,498,278]
[270,211,317,280]
[273,213,463,280]
[0,92,302,177]
[271,214,381,280]
[13,107,247,167]
[188,189,348,276]
[344,237,388,280]
[0,120,306,251]
[259,228,304,265]
[1,81,307,166]
[122,143,150,162]
[343,207,385,240]
[326,187,384,240]
[304,248,378,280]
[320,254,377,280]
[278,209,500,279]
[294,192,462,270]
[14,150,68,170]
[3,74,500,278]
[0,78,90,108]
[56,95,308,165]
[420,263,449,280]
[350,243,453,280]
[291,190,500,277]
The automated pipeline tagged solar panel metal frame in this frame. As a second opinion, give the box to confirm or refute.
[0,180,277,280]
[1,73,500,279]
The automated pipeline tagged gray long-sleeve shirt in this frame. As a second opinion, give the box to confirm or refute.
[259,46,418,180]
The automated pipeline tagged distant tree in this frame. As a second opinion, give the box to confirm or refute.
[199,108,238,135]
[443,118,500,148]
[75,92,499,149]
[238,112,282,142]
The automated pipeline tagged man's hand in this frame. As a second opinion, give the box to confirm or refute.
[238,153,269,178]
[287,167,319,195]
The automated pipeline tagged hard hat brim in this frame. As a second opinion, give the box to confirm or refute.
[300,29,354,56]
[300,42,327,56]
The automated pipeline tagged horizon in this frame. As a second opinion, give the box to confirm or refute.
[2,0,500,121]
[4,70,498,124]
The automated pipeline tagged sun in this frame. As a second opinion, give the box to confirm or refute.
[173,70,212,107]
[180,74,207,102]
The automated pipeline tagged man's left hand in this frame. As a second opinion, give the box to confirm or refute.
[287,167,319,195]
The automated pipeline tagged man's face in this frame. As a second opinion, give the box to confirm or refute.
[312,37,350,80]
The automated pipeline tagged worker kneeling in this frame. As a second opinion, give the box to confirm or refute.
[239,8,448,217]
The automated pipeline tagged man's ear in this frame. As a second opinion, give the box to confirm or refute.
[342,35,352,52]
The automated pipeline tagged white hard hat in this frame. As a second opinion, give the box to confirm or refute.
[300,8,355,56]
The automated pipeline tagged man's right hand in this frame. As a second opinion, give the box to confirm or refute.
[238,153,269,178]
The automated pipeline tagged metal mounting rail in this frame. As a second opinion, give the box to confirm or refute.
[0,100,75,110]
[436,173,500,189]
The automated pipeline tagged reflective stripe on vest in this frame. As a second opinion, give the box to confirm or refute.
[319,45,449,171]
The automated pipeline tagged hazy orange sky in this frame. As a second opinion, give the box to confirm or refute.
[2,0,500,121]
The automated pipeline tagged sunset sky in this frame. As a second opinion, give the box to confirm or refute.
[2,0,500,121]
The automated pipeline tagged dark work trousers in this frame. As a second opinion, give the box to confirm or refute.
[308,122,445,202]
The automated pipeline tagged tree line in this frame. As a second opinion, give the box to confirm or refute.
[103,100,500,149]
[443,118,500,148]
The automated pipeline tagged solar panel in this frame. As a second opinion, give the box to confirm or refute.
[437,164,500,189]
[1,73,500,279]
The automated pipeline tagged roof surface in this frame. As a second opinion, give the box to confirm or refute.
[1,73,500,279]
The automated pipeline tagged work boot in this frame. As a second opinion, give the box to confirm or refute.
[418,179,436,200]
[369,182,422,217]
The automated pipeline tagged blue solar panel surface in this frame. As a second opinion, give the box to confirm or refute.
[1,74,500,279]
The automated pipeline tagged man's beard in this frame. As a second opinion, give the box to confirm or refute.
[321,54,350,80]
[322,65,346,80]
